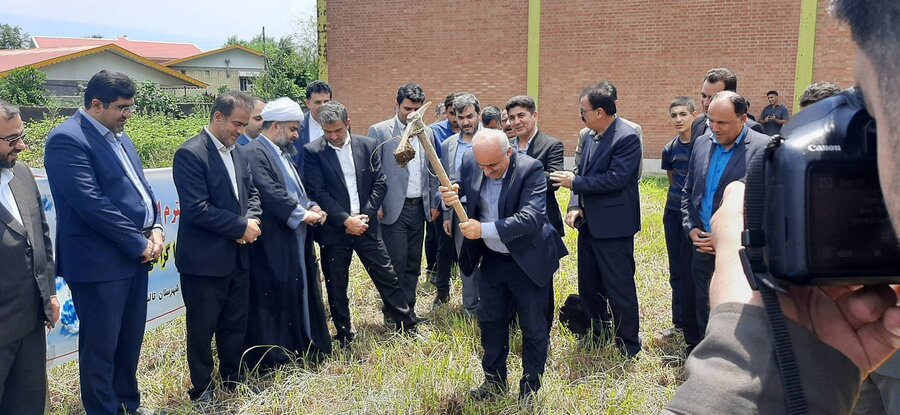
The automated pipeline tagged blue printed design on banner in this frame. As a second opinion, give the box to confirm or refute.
[37,168,186,368]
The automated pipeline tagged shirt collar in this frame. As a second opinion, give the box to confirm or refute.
[206,127,235,154]
[393,114,407,134]
[0,168,13,186]
[327,132,352,151]
[308,116,322,130]
[516,129,539,149]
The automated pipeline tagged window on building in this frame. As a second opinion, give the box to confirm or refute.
[239,77,255,92]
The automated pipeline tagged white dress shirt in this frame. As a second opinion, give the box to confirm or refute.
[308,117,324,143]
[0,168,22,225]
[394,115,424,198]
[206,127,240,202]
[328,133,361,215]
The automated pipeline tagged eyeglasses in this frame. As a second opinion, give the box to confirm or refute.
[109,104,138,115]
[1,131,25,147]
[580,107,602,122]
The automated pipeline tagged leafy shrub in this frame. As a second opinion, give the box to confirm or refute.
[21,113,207,169]
[134,80,183,117]
[0,67,47,106]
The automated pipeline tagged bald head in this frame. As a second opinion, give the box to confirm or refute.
[473,129,513,180]
[707,91,749,147]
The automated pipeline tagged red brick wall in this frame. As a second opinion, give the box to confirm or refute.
[326,0,855,161]
[326,0,528,132]
[811,0,856,89]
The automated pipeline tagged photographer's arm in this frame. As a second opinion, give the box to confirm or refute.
[665,182,900,414]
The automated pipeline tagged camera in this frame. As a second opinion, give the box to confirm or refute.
[748,88,900,284]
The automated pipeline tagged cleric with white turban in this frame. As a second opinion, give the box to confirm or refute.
[243,95,333,367]
[261,97,304,123]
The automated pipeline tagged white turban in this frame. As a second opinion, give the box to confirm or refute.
[261,97,304,122]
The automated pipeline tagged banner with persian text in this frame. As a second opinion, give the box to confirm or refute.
[35,168,185,368]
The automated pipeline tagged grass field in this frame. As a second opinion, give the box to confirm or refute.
[49,177,685,414]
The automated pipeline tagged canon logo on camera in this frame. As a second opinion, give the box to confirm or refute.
[807,144,842,152]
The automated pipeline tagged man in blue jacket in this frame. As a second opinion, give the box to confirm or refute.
[552,83,643,358]
[44,70,164,415]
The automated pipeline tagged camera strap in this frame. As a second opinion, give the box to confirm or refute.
[741,137,808,415]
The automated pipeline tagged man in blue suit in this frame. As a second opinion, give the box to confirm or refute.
[440,129,566,402]
[292,80,332,171]
[551,83,643,358]
[173,92,262,403]
[44,71,164,415]
[680,91,768,350]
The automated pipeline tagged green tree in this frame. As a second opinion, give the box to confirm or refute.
[133,80,182,117]
[0,23,30,49]
[0,66,47,105]
[225,18,318,101]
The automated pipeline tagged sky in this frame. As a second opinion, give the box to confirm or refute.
[3,0,317,51]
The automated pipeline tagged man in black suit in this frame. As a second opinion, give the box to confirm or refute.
[551,83,643,357]
[692,68,766,140]
[0,101,59,414]
[681,91,768,349]
[440,129,566,402]
[172,91,262,403]
[243,98,332,368]
[302,101,418,344]
[505,95,565,236]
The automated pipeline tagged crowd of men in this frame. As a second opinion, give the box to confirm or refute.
[2,2,899,409]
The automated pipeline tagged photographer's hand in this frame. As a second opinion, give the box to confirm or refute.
[710,181,900,376]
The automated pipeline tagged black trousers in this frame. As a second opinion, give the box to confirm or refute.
[434,218,457,298]
[180,268,249,400]
[0,321,46,415]
[663,208,695,333]
[69,268,148,415]
[576,228,641,356]
[691,251,715,346]
[381,198,426,312]
[320,235,417,335]
[477,250,552,389]
[424,218,439,271]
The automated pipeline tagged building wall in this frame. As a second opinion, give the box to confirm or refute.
[811,0,856,88]
[41,51,195,87]
[326,0,529,131]
[169,50,265,70]
[180,68,244,94]
[327,0,855,162]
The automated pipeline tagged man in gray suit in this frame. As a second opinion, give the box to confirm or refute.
[0,100,59,414]
[369,83,440,319]
[434,93,483,313]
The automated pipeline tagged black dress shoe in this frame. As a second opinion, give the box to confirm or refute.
[468,380,508,401]
[191,390,215,404]
[334,331,356,348]
[518,375,541,403]
[432,294,449,307]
